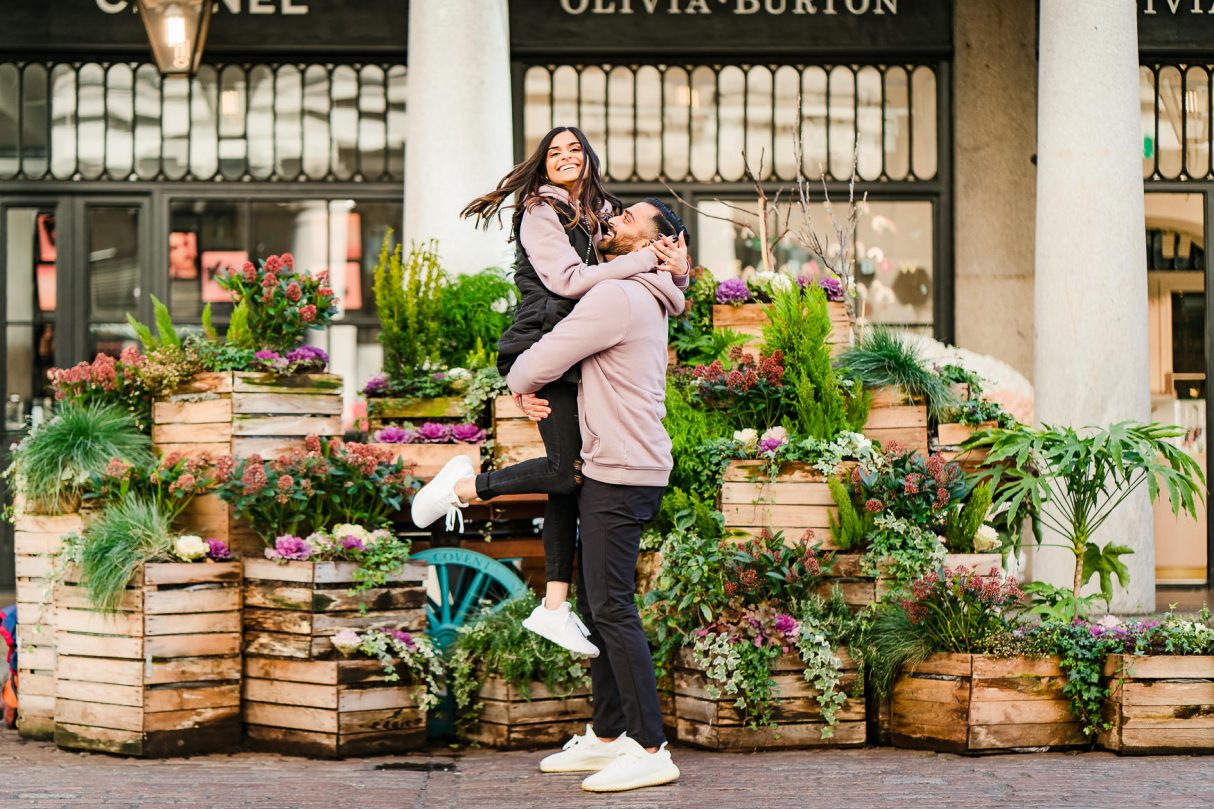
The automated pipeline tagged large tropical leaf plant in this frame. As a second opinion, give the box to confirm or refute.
[968,421,1205,601]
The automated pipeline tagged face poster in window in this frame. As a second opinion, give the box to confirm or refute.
[201,251,248,303]
[169,231,199,280]
[37,213,56,262]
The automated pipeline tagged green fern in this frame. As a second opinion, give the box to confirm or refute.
[827,477,871,551]
[201,303,217,340]
[227,300,251,348]
[943,482,993,553]
[152,295,180,348]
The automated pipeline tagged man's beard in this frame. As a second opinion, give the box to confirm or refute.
[598,230,640,259]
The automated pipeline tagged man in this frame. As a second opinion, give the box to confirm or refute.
[505,198,687,793]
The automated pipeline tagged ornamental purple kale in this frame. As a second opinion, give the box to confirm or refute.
[715,277,751,305]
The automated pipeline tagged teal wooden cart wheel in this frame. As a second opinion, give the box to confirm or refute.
[410,547,527,652]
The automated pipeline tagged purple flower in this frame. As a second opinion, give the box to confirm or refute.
[817,276,844,301]
[431,372,448,383]
[715,278,750,305]
[362,374,389,396]
[204,538,233,561]
[388,629,416,649]
[373,426,409,444]
[285,345,329,372]
[774,613,799,637]
[253,349,288,372]
[759,436,786,455]
[265,535,313,561]
[340,535,365,552]
[450,423,487,444]
[414,422,451,443]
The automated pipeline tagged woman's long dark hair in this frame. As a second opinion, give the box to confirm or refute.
[461,126,619,236]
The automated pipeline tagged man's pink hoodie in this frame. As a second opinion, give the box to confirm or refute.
[506,273,685,487]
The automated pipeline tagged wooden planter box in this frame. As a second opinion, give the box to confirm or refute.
[463,675,593,749]
[815,554,1002,613]
[1098,654,1214,754]
[674,646,865,750]
[657,672,677,738]
[944,553,1003,576]
[937,421,996,473]
[243,656,427,757]
[152,371,343,461]
[636,550,662,595]
[368,443,481,483]
[864,385,928,457]
[54,561,243,757]
[712,300,852,360]
[366,396,465,433]
[13,511,83,740]
[891,653,1085,754]
[242,558,427,661]
[720,460,842,548]
[492,395,545,467]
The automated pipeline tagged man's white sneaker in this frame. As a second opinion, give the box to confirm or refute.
[522,602,600,658]
[409,455,475,531]
[539,725,627,773]
[581,739,679,792]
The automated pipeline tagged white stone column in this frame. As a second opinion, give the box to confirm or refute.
[1033,2,1153,611]
[403,0,514,275]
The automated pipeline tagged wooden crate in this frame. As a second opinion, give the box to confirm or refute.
[657,672,677,739]
[151,371,343,461]
[636,550,662,595]
[891,653,1085,754]
[937,421,996,473]
[366,396,464,433]
[864,386,928,457]
[492,395,545,467]
[369,443,481,483]
[175,493,262,560]
[674,646,865,750]
[243,656,427,757]
[54,561,243,757]
[242,558,427,661]
[13,511,83,740]
[817,553,882,610]
[720,460,842,548]
[463,675,593,749]
[1098,654,1214,754]
[712,300,852,359]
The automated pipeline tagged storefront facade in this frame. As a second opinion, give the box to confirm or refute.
[1,0,1211,595]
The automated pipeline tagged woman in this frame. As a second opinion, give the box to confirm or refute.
[411,126,686,656]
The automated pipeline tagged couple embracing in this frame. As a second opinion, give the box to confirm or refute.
[411,126,688,793]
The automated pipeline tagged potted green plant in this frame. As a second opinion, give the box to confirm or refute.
[974,421,1206,600]
[449,594,593,749]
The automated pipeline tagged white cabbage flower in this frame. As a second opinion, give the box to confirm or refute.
[733,429,759,451]
[770,273,794,293]
[491,297,510,314]
[761,426,788,443]
[973,524,1000,552]
[331,524,372,546]
[332,629,362,656]
[174,534,208,562]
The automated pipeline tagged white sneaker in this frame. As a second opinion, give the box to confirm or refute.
[581,739,679,793]
[409,455,475,531]
[522,602,600,658]
[539,725,628,773]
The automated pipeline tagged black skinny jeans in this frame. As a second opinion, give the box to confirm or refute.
[474,380,580,583]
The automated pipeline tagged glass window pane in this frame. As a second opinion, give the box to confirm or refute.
[77,63,105,179]
[717,66,745,181]
[524,66,552,154]
[883,66,910,181]
[134,64,162,179]
[662,67,690,182]
[7,325,36,414]
[606,66,634,180]
[579,66,607,163]
[1158,65,1184,180]
[219,65,248,179]
[161,75,190,180]
[552,66,578,130]
[50,64,77,179]
[6,208,38,322]
[88,206,141,326]
[358,65,386,180]
[800,67,828,177]
[0,64,18,177]
[911,67,938,180]
[248,65,275,179]
[190,66,218,179]
[302,65,330,179]
[1142,66,1157,179]
[329,65,357,180]
[772,66,800,181]
[855,200,934,330]
[105,63,134,179]
[21,64,49,178]
[1185,66,1210,178]
[169,200,247,321]
[338,200,401,318]
[828,65,856,180]
[386,65,406,180]
[856,66,883,181]
[690,66,717,182]
[745,66,773,180]
[635,66,661,181]
[275,65,303,179]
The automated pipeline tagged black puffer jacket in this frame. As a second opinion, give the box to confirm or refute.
[496,198,598,385]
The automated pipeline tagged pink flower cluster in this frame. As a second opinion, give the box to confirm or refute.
[373,422,487,445]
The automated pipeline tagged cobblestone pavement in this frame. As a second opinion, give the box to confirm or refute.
[2,731,1213,809]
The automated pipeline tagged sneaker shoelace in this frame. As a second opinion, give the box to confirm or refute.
[569,612,592,638]
[561,732,595,752]
[443,497,466,533]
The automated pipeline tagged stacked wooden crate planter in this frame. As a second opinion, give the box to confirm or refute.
[13,509,83,740]
[366,395,463,434]
[371,443,480,483]
[891,653,1085,753]
[864,386,929,457]
[720,460,840,545]
[463,675,594,750]
[54,561,243,757]
[1098,654,1214,754]
[492,395,544,467]
[937,421,997,473]
[241,557,430,757]
[674,647,865,750]
[153,371,343,558]
[712,300,852,360]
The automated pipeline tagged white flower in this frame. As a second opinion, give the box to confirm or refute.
[850,433,873,456]
[331,524,372,546]
[936,534,947,545]
[447,367,471,381]
[491,297,510,314]
[761,426,788,443]
[174,535,208,562]
[973,524,1000,552]
[753,270,776,283]
[733,429,759,451]
[368,528,392,545]
[770,273,793,293]
[332,629,361,656]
